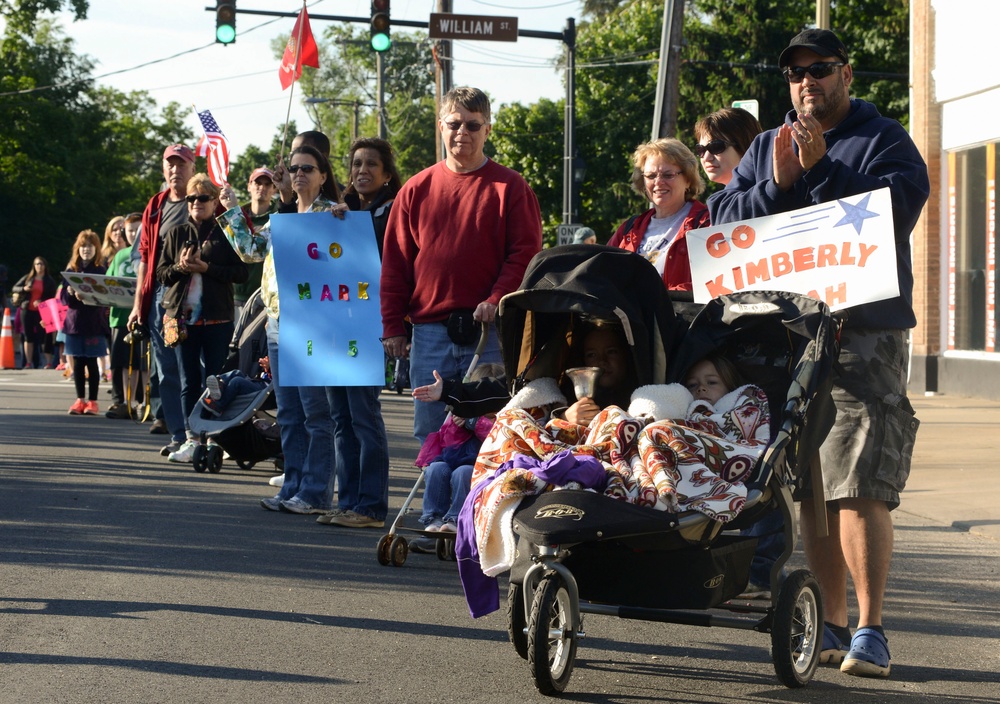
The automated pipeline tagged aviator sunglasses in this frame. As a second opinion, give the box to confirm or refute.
[185,194,213,203]
[694,140,732,158]
[782,61,845,84]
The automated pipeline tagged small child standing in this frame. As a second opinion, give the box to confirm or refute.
[60,230,109,415]
[411,362,503,552]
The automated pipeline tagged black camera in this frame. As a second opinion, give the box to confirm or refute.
[183,239,198,249]
[124,320,148,344]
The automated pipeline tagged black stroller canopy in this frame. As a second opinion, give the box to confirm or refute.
[498,245,684,393]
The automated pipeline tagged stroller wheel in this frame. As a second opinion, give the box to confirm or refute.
[376,534,392,566]
[527,575,578,695]
[435,536,455,561]
[192,444,208,473]
[389,536,408,567]
[206,445,223,473]
[771,569,823,687]
[506,582,528,660]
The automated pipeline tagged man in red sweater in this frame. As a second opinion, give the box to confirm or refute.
[127,144,195,455]
[381,86,542,443]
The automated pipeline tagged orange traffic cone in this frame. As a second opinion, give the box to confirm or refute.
[0,307,15,369]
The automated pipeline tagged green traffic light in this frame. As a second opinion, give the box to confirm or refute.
[217,24,236,44]
[371,33,391,52]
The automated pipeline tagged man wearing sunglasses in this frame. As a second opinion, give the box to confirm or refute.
[709,29,930,681]
[380,86,542,445]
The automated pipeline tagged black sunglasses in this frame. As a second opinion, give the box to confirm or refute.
[185,194,213,203]
[288,164,318,174]
[693,139,731,157]
[782,61,845,84]
[443,120,486,132]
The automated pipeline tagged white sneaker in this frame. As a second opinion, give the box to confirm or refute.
[205,375,223,401]
[268,473,284,487]
[439,521,457,533]
[168,439,199,463]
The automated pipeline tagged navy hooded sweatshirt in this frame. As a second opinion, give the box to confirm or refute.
[708,98,930,330]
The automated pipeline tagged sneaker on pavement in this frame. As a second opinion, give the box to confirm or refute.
[83,400,99,415]
[268,473,285,487]
[316,507,348,524]
[168,439,199,463]
[160,440,181,457]
[149,418,169,435]
[68,399,86,415]
[841,627,891,678]
[438,520,457,533]
[280,497,327,515]
[425,519,444,533]
[820,624,851,665]
[330,510,385,528]
[105,403,131,419]
[409,535,438,553]
[205,375,223,401]
[260,496,283,511]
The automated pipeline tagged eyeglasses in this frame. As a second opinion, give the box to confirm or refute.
[288,164,318,174]
[443,120,486,132]
[693,140,731,158]
[185,194,213,203]
[643,170,682,182]
[782,61,845,84]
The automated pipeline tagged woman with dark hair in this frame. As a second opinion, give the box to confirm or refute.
[607,138,710,291]
[318,137,402,529]
[218,145,343,515]
[157,173,248,462]
[693,107,763,187]
[11,256,58,368]
[60,230,109,414]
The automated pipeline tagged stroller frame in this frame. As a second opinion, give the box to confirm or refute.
[376,323,492,567]
[490,249,839,696]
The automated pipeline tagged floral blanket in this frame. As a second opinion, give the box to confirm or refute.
[465,384,771,603]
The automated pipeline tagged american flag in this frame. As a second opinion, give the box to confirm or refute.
[195,109,230,187]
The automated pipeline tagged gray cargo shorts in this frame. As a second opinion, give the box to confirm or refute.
[806,328,919,511]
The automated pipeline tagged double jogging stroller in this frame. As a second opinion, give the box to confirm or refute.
[485,245,840,694]
[186,288,281,473]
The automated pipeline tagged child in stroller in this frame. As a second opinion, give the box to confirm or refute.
[200,356,271,416]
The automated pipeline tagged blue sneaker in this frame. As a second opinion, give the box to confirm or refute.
[841,627,891,678]
[820,624,850,665]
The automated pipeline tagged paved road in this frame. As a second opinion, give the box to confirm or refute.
[1,370,998,703]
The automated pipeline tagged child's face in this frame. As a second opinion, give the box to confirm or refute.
[685,359,728,404]
[583,328,628,390]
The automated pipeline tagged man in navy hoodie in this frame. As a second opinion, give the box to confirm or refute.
[709,29,929,679]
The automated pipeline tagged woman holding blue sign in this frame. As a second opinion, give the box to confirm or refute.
[218,145,342,515]
[318,137,399,529]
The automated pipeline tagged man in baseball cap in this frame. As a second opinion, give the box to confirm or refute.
[232,166,279,315]
[778,28,849,67]
[162,143,195,163]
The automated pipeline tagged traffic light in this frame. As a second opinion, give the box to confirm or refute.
[215,1,236,45]
[370,0,390,52]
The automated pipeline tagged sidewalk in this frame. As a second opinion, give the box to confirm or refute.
[902,393,1000,540]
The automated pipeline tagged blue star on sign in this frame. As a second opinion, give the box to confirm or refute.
[834,193,880,235]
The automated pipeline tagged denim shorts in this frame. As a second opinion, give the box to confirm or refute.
[805,328,919,510]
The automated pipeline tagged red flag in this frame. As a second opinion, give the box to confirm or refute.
[195,109,231,187]
[279,7,320,90]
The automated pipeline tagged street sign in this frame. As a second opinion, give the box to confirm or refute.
[428,13,518,42]
[557,223,582,246]
[732,99,759,120]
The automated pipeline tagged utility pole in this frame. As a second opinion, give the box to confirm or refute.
[816,0,831,29]
[434,0,453,161]
[650,0,684,140]
[562,17,576,225]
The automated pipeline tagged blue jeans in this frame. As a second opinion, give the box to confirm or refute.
[151,285,188,443]
[267,318,335,510]
[177,321,233,433]
[214,370,267,412]
[421,461,474,525]
[328,385,390,520]
[409,322,501,444]
[743,508,786,588]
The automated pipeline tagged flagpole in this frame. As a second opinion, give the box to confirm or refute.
[279,0,309,161]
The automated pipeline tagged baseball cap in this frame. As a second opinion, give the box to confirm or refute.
[249,167,276,185]
[163,144,195,163]
[572,227,597,244]
[778,29,849,68]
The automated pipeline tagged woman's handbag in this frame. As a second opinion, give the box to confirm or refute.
[162,313,187,348]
